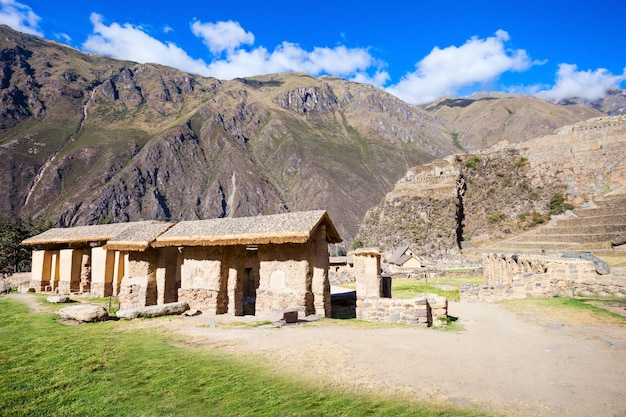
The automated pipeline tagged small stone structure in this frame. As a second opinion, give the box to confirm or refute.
[461,253,626,302]
[352,248,448,327]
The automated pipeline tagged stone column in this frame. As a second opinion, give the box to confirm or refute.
[352,248,382,299]
[90,246,114,297]
[58,249,81,294]
[30,249,50,291]
[310,225,330,317]
[79,250,91,293]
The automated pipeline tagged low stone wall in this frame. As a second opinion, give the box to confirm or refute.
[461,253,626,302]
[178,288,221,312]
[356,293,448,327]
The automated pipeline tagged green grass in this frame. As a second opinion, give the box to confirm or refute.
[391,276,484,302]
[501,297,626,324]
[0,298,494,417]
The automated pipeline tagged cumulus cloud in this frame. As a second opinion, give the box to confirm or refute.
[386,30,533,104]
[82,14,384,83]
[0,0,42,36]
[191,20,254,55]
[83,13,212,76]
[204,41,381,80]
[537,64,626,100]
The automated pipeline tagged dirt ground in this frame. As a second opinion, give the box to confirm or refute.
[6,292,626,417]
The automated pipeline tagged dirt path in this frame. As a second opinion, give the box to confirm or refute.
[6,293,626,417]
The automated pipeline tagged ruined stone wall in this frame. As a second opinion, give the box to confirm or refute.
[356,294,448,327]
[353,249,449,326]
[461,253,626,302]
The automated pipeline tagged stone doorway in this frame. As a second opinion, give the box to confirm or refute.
[242,267,258,315]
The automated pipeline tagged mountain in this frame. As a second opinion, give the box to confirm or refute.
[423,93,602,152]
[548,88,626,116]
[0,25,606,245]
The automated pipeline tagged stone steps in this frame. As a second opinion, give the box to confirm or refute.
[537,224,626,235]
[481,193,626,254]
[573,207,626,218]
[555,214,626,227]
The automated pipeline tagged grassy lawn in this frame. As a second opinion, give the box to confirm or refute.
[0,297,494,417]
[391,275,484,302]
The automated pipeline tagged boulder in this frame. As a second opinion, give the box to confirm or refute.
[59,304,108,322]
[47,295,70,303]
[270,308,299,323]
[116,302,190,320]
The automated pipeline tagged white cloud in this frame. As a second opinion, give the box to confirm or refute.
[537,64,626,100]
[0,0,42,36]
[190,20,254,55]
[204,41,380,80]
[82,13,212,77]
[81,14,383,83]
[386,30,533,105]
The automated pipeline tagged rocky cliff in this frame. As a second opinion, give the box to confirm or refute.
[355,116,626,260]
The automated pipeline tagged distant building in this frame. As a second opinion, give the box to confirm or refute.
[386,245,424,272]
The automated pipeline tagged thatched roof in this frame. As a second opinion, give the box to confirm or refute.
[104,222,174,251]
[153,210,342,247]
[21,221,171,249]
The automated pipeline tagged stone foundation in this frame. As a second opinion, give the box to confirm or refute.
[178,288,222,313]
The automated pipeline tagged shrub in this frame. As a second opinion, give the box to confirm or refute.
[487,212,505,224]
[465,155,481,169]
[514,156,527,167]
[549,193,574,215]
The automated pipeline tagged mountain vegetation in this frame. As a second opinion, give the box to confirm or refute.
[0,25,609,248]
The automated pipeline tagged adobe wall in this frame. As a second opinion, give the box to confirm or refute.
[461,253,626,302]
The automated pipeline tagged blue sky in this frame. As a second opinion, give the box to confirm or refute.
[2,0,625,104]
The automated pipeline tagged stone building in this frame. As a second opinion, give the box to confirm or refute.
[21,211,342,318]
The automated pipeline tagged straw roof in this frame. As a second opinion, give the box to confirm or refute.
[153,210,342,247]
[21,221,171,248]
[104,222,174,251]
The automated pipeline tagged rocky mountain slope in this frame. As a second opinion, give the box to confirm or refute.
[355,116,626,260]
[0,25,607,245]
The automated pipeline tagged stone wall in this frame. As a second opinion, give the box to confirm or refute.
[356,294,448,327]
[352,249,449,326]
[461,253,626,302]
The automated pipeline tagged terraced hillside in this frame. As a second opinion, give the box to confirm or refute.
[482,191,626,254]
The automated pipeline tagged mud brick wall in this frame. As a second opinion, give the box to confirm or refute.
[356,294,448,327]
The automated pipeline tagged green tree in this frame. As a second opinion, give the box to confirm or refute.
[0,218,51,274]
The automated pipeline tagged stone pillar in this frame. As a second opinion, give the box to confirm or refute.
[58,249,82,294]
[112,251,126,297]
[352,248,382,299]
[310,225,330,317]
[90,247,114,297]
[79,251,91,293]
[118,249,158,310]
[30,249,50,291]
[227,267,240,315]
